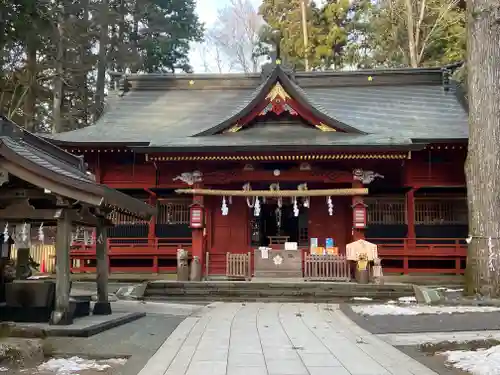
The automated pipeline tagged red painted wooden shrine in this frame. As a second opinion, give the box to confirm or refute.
[49,61,469,276]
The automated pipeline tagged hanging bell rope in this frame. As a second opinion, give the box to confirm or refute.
[175,188,368,197]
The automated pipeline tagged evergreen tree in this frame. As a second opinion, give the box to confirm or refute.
[0,0,203,132]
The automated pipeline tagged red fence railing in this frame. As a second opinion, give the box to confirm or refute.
[69,237,467,275]
[367,237,466,275]
[70,237,191,273]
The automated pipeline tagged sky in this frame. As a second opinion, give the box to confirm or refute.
[190,0,262,72]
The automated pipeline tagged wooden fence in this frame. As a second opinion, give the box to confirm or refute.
[226,252,252,280]
[304,254,351,281]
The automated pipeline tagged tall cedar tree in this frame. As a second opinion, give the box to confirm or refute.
[464,0,500,296]
[1,0,202,131]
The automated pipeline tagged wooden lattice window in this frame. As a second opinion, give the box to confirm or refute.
[365,197,406,225]
[415,197,467,225]
[157,199,190,224]
[107,210,147,225]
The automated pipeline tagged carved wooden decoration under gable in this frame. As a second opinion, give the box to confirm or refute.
[224,81,339,134]
[353,169,384,184]
[172,171,203,185]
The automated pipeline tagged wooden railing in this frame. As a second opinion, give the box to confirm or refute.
[64,236,467,276]
[70,237,191,274]
[367,237,466,275]
[304,254,351,281]
[226,252,252,280]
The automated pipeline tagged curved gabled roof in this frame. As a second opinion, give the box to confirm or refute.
[193,65,365,136]
[45,64,468,149]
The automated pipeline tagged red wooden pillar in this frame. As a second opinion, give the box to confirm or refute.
[146,191,158,273]
[191,184,205,274]
[147,193,157,240]
[352,181,366,241]
[406,188,416,240]
[405,188,416,274]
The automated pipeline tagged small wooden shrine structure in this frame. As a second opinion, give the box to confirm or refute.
[46,56,469,277]
[0,116,155,324]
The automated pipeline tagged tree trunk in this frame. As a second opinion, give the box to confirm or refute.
[464,0,500,296]
[404,0,418,68]
[117,0,126,73]
[79,0,90,127]
[93,0,109,122]
[24,36,37,132]
[52,3,65,134]
[131,0,140,73]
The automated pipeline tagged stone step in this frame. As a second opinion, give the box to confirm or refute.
[144,281,413,302]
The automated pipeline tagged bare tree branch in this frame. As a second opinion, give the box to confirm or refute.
[205,0,264,73]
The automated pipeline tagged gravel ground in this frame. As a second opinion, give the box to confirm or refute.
[340,303,500,334]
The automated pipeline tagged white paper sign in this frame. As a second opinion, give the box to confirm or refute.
[285,242,298,250]
[259,247,269,259]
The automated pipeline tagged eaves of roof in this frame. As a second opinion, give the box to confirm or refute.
[132,143,426,154]
[0,117,156,219]
[0,139,156,219]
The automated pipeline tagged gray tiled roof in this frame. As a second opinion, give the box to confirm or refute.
[0,137,92,182]
[0,117,156,219]
[49,68,468,148]
[48,87,262,143]
[302,85,468,139]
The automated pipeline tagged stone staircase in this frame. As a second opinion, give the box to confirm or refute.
[144,280,414,302]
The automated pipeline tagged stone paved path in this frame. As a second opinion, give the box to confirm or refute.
[138,303,439,375]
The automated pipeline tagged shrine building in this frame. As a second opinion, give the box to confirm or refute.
[46,60,469,276]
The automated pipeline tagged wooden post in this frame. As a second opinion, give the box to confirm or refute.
[406,188,416,240]
[93,215,111,315]
[50,209,73,325]
[191,183,205,277]
[352,181,366,241]
[405,188,417,274]
[147,193,157,239]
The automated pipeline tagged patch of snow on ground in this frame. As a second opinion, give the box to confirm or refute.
[352,305,500,316]
[435,287,464,292]
[398,296,417,303]
[37,357,127,374]
[442,345,500,375]
[351,297,373,301]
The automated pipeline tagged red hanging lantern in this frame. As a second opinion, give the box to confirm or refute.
[189,203,205,229]
[352,201,367,229]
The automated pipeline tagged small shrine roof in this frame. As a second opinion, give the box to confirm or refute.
[45,64,468,150]
[0,116,155,219]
